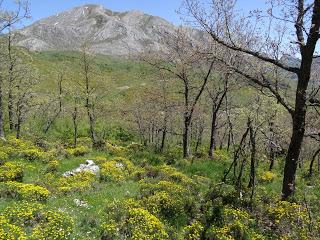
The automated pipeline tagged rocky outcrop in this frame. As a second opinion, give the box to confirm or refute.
[62,160,100,177]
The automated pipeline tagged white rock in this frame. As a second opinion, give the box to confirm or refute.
[74,199,89,208]
[62,160,100,177]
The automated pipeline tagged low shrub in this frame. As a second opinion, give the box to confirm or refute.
[0,216,26,240]
[20,148,47,161]
[66,145,90,157]
[260,171,276,183]
[44,160,59,173]
[55,171,96,193]
[0,151,8,165]
[100,157,136,182]
[0,181,50,202]
[206,207,264,240]
[1,201,74,239]
[101,199,169,240]
[139,180,191,218]
[0,162,23,182]
[182,221,204,240]
[105,142,126,156]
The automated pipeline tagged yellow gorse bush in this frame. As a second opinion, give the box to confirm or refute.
[1,201,74,239]
[106,142,126,156]
[139,180,190,218]
[182,221,204,240]
[101,199,169,240]
[0,181,50,201]
[55,171,96,193]
[100,157,136,182]
[260,171,276,182]
[0,216,26,240]
[0,151,8,165]
[0,162,24,182]
[206,207,265,240]
[66,145,90,157]
[30,210,74,240]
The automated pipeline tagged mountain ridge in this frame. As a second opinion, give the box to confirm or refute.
[13,4,179,56]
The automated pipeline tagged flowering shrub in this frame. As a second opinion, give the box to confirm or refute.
[206,207,264,240]
[66,145,90,157]
[126,142,143,152]
[0,162,24,182]
[20,148,47,161]
[0,151,8,165]
[100,157,136,182]
[45,160,59,173]
[55,171,96,193]
[260,171,276,182]
[2,201,44,226]
[30,210,74,239]
[1,201,74,239]
[0,181,50,202]
[136,165,193,185]
[182,221,204,240]
[95,156,108,165]
[265,201,315,239]
[101,199,169,240]
[0,216,26,240]
[158,165,193,185]
[139,180,190,218]
[106,142,126,156]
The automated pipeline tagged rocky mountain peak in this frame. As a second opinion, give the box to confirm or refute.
[13,4,177,56]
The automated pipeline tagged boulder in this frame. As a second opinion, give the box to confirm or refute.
[62,160,100,177]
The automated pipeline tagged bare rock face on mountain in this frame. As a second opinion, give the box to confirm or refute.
[13,4,182,56]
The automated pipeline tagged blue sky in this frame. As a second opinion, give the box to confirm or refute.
[4,0,265,27]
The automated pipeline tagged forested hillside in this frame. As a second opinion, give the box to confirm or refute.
[0,0,319,239]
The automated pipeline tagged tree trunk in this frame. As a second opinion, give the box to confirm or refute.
[160,122,167,152]
[281,0,320,200]
[15,102,22,139]
[8,31,14,131]
[72,104,78,148]
[269,121,275,171]
[281,61,314,199]
[209,106,217,159]
[309,148,320,177]
[248,120,256,188]
[183,116,191,158]
[0,76,5,139]
[195,124,204,153]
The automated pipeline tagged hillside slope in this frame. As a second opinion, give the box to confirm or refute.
[14,4,185,56]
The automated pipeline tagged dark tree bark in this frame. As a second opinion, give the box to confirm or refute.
[72,98,78,148]
[7,28,15,131]
[208,74,228,159]
[0,76,5,139]
[309,147,320,176]
[183,115,191,158]
[282,0,320,199]
[44,72,64,134]
[268,121,276,171]
[248,119,256,188]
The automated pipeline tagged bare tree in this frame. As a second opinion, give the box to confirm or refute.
[184,0,320,199]
[143,28,214,158]
[207,72,229,159]
[0,0,30,139]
